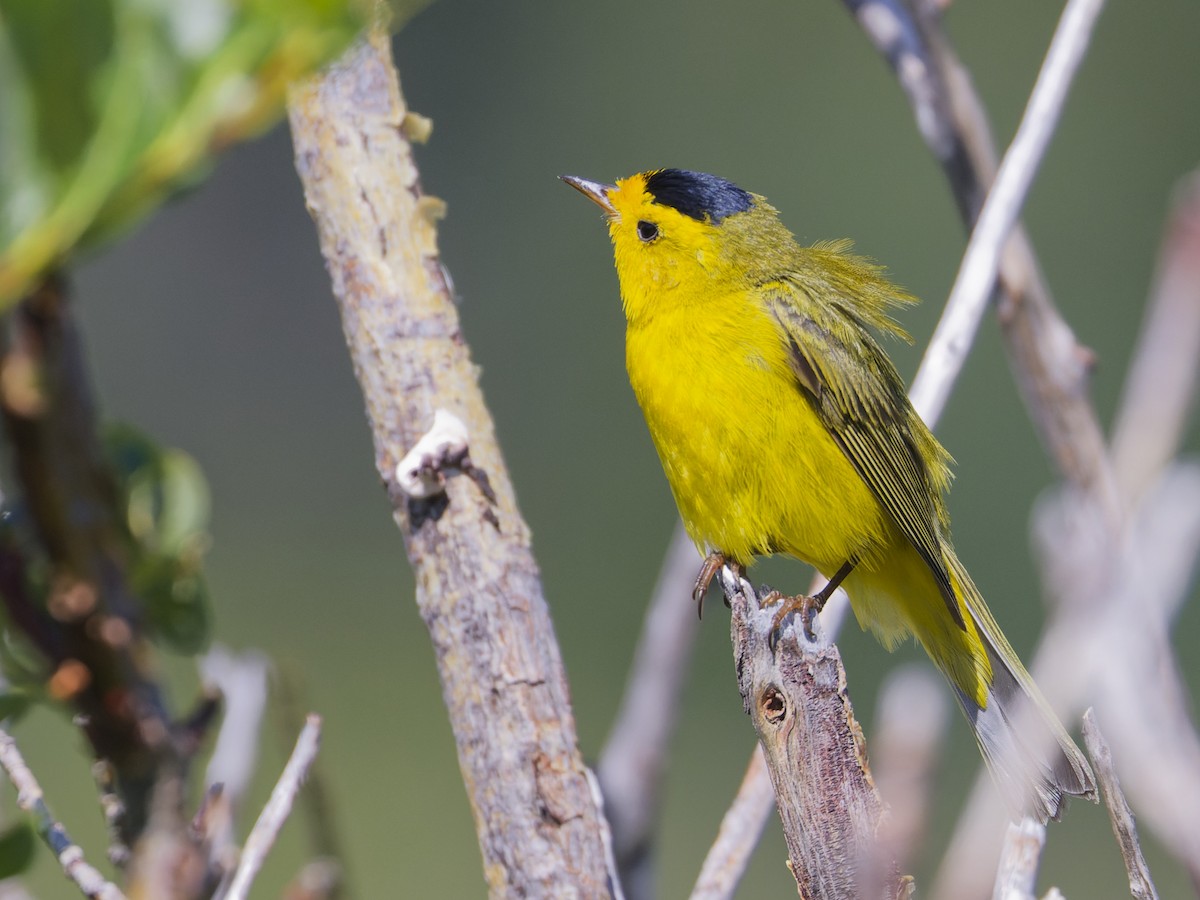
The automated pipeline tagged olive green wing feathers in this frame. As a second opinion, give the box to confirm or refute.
[763,255,963,628]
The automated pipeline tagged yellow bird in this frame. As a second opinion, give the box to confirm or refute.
[562,168,1095,821]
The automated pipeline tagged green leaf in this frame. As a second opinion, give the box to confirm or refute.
[0,0,363,306]
[133,551,212,655]
[0,822,34,880]
[0,690,32,723]
[104,422,213,655]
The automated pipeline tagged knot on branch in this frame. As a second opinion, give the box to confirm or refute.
[760,685,787,726]
[394,408,498,529]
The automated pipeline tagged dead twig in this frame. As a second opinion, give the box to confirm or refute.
[1110,172,1200,503]
[217,714,323,900]
[908,0,1108,430]
[871,665,949,876]
[598,522,701,899]
[1080,710,1159,900]
[688,744,775,900]
[0,728,128,900]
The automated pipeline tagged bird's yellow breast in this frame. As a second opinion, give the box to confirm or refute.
[625,291,888,570]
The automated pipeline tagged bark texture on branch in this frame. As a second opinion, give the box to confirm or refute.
[287,27,612,899]
[725,571,906,900]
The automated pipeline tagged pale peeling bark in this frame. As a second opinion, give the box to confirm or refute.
[287,27,612,899]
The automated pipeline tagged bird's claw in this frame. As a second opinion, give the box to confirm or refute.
[762,591,824,651]
[692,551,727,620]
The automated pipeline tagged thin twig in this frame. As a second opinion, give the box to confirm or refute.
[0,729,128,900]
[908,0,1108,425]
[218,713,322,900]
[200,645,271,878]
[1080,710,1159,900]
[871,665,949,876]
[848,0,1118,512]
[991,818,1046,900]
[597,522,700,898]
[688,744,775,900]
[1109,171,1200,503]
[90,760,128,868]
[274,670,349,891]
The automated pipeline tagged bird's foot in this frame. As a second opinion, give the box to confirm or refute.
[692,552,736,619]
[762,591,826,650]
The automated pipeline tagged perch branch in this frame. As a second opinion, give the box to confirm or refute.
[287,20,613,897]
[688,745,776,900]
[1080,710,1159,900]
[218,714,322,900]
[0,728,128,900]
[723,568,905,899]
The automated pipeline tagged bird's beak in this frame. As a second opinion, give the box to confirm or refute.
[559,175,617,214]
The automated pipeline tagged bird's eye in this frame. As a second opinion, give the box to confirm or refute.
[636,220,660,243]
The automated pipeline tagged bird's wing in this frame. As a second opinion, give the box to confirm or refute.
[765,283,965,629]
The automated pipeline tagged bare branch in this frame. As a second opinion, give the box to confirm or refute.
[218,714,322,900]
[287,20,612,897]
[871,665,949,875]
[908,0,1108,426]
[1080,710,1160,900]
[991,818,1046,900]
[1110,172,1200,501]
[274,671,350,887]
[0,728,128,900]
[689,745,775,900]
[846,0,1118,510]
[598,522,701,897]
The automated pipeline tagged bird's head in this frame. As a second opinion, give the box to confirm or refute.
[561,169,790,323]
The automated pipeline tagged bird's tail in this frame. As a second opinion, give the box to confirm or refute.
[936,552,1096,822]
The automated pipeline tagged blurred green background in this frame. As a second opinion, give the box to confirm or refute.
[10,0,1200,895]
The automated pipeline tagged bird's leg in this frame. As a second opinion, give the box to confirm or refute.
[766,560,855,646]
[692,551,732,619]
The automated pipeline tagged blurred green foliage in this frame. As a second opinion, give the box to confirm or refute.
[0,820,34,879]
[105,422,213,654]
[0,0,361,307]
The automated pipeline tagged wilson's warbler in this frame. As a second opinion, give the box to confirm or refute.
[563,168,1095,821]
